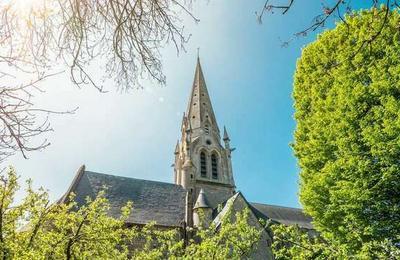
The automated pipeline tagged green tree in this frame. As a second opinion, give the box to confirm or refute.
[0,168,136,259]
[271,224,400,259]
[184,207,262,259]
[281,6,400,258]
[0,167,262,259]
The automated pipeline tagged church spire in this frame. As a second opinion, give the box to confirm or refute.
[174,57,236,223]
[186,58,219,136]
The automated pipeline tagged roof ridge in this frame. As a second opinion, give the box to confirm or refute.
[84,170,183,188]
[250,202,304,211]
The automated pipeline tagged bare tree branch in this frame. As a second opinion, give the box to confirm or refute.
[258,0,398,46]
[0,72,76,161]
[0,0,197,161]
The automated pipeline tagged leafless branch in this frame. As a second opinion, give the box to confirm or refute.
[0,0,196,91]
[0,72,76,162]
[258,0,398,46]
[0,0,196,161]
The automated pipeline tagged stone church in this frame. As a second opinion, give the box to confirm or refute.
[60,58,313,258]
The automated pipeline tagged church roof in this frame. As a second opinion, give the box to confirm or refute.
[250,202,313,230]
[60,167,186,228]
[60,166,312,230]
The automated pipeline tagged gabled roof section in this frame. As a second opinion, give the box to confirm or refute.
[186,58,219,133]
[250,202,313,230]
[212,192,241,227]
[211,192,314,230]
[61,169,187,228]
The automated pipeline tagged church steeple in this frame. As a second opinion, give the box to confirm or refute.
[186,57,220,137]
[174,57,236,227]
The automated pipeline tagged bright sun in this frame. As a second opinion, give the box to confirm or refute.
[6,0,42,14]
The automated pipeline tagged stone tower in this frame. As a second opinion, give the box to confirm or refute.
[174,57,236,227]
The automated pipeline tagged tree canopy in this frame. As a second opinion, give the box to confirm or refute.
[290,7,400,257]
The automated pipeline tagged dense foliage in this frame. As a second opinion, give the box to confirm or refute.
[271,224,399,259]
[283,7,400,258]
[0,168,135,259]
[0,168,261,259]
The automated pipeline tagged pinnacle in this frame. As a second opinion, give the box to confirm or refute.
[174,140,179,154]
[193,188,211,209]
[223,126,230,141]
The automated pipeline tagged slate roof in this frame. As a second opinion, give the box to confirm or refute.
[61,167,186,228]
[61,166,313,230]
[250,202,313,229]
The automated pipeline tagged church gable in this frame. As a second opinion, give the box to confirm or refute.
[212,192,274,259]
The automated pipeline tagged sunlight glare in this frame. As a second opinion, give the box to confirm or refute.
[4,0,46,17]
[12,0,37,10]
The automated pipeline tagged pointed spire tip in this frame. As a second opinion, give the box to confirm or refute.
[223,126,230,141]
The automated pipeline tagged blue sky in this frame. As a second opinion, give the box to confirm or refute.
[7,1,370,207]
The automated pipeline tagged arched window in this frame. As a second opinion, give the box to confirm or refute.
[200,152,207,177]
[211,153,218,179]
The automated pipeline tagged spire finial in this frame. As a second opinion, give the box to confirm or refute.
[197,47,200,60]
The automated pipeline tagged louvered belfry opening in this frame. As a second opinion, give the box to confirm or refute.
[200,152,207,177]
[211,153,218,179]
